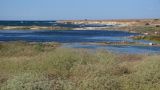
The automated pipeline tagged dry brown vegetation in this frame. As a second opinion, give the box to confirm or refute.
[0,42,160,90]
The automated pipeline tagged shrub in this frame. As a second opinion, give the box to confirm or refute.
[1,72,74,90]
[34,43,45,52]
[0,42,160,90]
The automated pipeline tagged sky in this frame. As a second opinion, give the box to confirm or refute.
[0,0,160,20]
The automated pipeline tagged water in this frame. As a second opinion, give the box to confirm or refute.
[0,21,118,28]
[0,21,84,28]
[0,30,160,54]
[0,30,138,42]
[0,21,56,26]
[64,43,160,54]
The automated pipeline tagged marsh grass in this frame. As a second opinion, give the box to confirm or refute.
[133,26,160,34]
[133,35,160,43]
[0,42,160,90]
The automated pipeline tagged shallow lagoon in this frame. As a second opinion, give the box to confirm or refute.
[64,43,160,54]
[0,30,160,54]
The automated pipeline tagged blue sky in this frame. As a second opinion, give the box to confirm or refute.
[0,0,160,20]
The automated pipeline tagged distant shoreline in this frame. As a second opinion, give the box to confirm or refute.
[0,19,159,35]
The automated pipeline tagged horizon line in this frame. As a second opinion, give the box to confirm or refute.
[0,18,160,21]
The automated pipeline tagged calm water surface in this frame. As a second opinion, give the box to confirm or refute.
[0,30,160,54]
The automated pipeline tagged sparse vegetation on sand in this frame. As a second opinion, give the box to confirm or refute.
[133,35,160,43]
[127,26,160,43]
[0,42,160,90]
[131,26,160,35]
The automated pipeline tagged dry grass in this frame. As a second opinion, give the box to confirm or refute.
[0,42,160,90]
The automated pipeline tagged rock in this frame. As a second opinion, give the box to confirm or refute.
[155,32,159,35]
[144,33,149,35]
[149,43,153,46]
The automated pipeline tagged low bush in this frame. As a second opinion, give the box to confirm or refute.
[0,42,160,90]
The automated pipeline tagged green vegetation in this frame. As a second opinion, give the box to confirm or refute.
[131,26,160,35]
[0,42,160,90]
[130,26,160,43]
[133,35,160,43]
